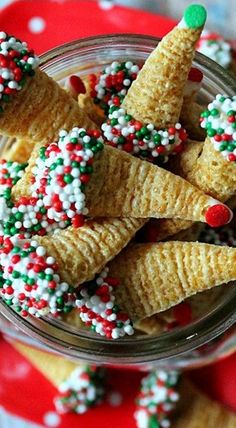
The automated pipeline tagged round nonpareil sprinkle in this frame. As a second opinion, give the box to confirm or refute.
[102,105,187,163]
[200,95,236,162]
[76,267,134,339]
[0,31,39,111]
[31,127,104,227]
[55,365,105,414]
[134,370,180,428]
[197,31,232,69]
[0,235,75,317]
[0,159,27,193]
[89,60,140,114]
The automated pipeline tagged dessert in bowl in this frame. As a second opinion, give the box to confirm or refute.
[0,4,236,373]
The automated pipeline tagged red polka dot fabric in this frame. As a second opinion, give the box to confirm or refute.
[0,0,176,54]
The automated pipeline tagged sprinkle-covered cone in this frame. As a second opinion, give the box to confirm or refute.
[12,342,77,388]
[12,143,231,225]
[108,242,236,321]
[122,4,207,128]
[35,217,145,285]
[174,379,236,428]
[186,136,236,201]
[0,68,95,144]
[174,96,236,202]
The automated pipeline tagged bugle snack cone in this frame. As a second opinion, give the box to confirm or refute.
[108,241,236,321]
[12,133,232,227]
[122,5,207,128]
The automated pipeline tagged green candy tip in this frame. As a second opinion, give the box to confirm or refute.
[183,4,207,29]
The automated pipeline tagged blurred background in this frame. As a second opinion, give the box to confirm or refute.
[0,0,236,37]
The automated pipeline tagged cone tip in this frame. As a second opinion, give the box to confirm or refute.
[205,203,233,228]
[179,4,207,30]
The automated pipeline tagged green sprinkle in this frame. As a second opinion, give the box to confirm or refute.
[210,108,219,117]
[207,129,216,137]
[227,144,235,152]
[64,174,73,184]
[183,4,207,29]
[110,118,118,126]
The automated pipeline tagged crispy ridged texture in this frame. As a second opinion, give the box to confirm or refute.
[2,138,35,163]
[0,68,95,144]
[12,144,216,222]
[35,217,145,286]
[12,342,77,388]
[180,102,206,141]
[137,286,225,335]
[185,137,236,201]
[122,27,203,128]
[108,242,236,321]
[174,379,236,428]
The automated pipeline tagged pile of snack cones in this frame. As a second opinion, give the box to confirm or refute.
[0,2,236,331]
[1,3,236,425]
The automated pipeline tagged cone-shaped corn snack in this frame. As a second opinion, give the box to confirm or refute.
[108,242,236,321]
[186,135,236,201]
[122,5,207,128]
[0,218,145,318]
[173,379,236,428]
[136,285,225,334]
[0,32,95,145]
[174,96,236,202]
[11,132,232,226]
[13,342,77,387]
[35,217,145,285]
[180,67,206,141]
[12,342,105,414]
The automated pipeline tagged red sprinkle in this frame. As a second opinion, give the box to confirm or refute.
[205,204,232,227]
[68,75,86,96]
[188,67,203,83]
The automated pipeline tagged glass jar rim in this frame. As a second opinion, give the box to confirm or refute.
[1,34,236,366]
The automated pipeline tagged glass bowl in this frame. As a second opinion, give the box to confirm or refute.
[0,34,236,370]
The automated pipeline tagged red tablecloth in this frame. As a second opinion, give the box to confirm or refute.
[0,1,236,426]
[0,0,176,54]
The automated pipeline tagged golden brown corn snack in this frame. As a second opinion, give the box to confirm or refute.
[108,242,236,321]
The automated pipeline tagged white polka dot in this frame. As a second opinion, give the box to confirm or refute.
[43,411,61,427]
[107,391,123,407]
[99,0,114,10]
[28,16,46,34]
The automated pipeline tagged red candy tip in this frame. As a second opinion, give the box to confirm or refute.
[205,204,233,228]
[68,75,86,96]
[188,67,203,83]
